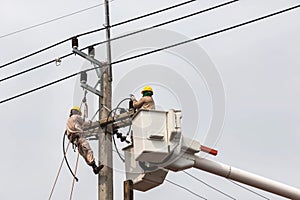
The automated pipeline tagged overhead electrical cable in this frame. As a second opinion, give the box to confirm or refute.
[183,171,236,199]
[76,0,197,38]
[0,0,195,69]
[228,180,270,200]
[89,0,238,50]
[0,4,299,105]
[0,1,112,40]
[0,0,237,83]
[0,53,73,83]
[165,179,207,199]
[0,1,113,69]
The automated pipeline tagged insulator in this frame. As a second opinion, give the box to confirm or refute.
[88,46,95,57]
[116,132,122,139]
[120,136,126,142]
[80,71,87,84]
[72,37,78,48]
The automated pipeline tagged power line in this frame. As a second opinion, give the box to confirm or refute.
[0,1,111,40]
[0,0,236,83]
[88,0,239,51]
[0,71,78,104]
[228,180,270,200]
[183,171,236,199]
[0,0,195,69]
[77,0,197,38]
[0,53,73,83]
[0,4,299,105]
[165,179,207,199]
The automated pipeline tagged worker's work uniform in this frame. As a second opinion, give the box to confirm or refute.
[132,96,155,110]
[66,114,95,166]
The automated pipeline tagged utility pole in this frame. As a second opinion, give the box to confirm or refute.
[99,0,113,200]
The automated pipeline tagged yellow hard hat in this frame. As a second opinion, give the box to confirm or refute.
[71,106,81,113]
[141,86,153,94]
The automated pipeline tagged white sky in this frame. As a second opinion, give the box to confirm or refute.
[1,0,300,199]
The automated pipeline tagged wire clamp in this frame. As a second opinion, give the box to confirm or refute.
[55,58,61,66]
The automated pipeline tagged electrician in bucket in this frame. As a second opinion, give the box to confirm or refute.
[131,86,156,110]
[66,106,103,174]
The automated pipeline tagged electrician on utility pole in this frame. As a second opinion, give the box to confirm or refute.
[66,106,104,174]
[131,86,156,110]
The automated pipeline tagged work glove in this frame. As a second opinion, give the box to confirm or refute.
[70,133,80,144]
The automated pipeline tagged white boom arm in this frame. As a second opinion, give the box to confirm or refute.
[194,157,300,199]
[124,110,300,199]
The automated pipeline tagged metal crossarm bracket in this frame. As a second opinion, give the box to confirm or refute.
[81,83,102,97]
[73,48,106,68]
[83,110,134,131]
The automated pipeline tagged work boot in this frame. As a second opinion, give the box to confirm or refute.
[91,162,104,174]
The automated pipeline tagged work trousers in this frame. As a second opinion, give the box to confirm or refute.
[69,134,95,166]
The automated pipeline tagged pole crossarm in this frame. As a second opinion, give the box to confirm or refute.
[73,48,107,67]
[81,83,103,97]
[84,110,134,131]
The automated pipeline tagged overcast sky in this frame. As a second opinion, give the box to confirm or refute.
[1,0,300,199]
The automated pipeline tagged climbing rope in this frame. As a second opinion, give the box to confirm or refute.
[69,152,80,200]
[48,141,71,200]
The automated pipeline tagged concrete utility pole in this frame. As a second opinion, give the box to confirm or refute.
[99,0,113,200]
